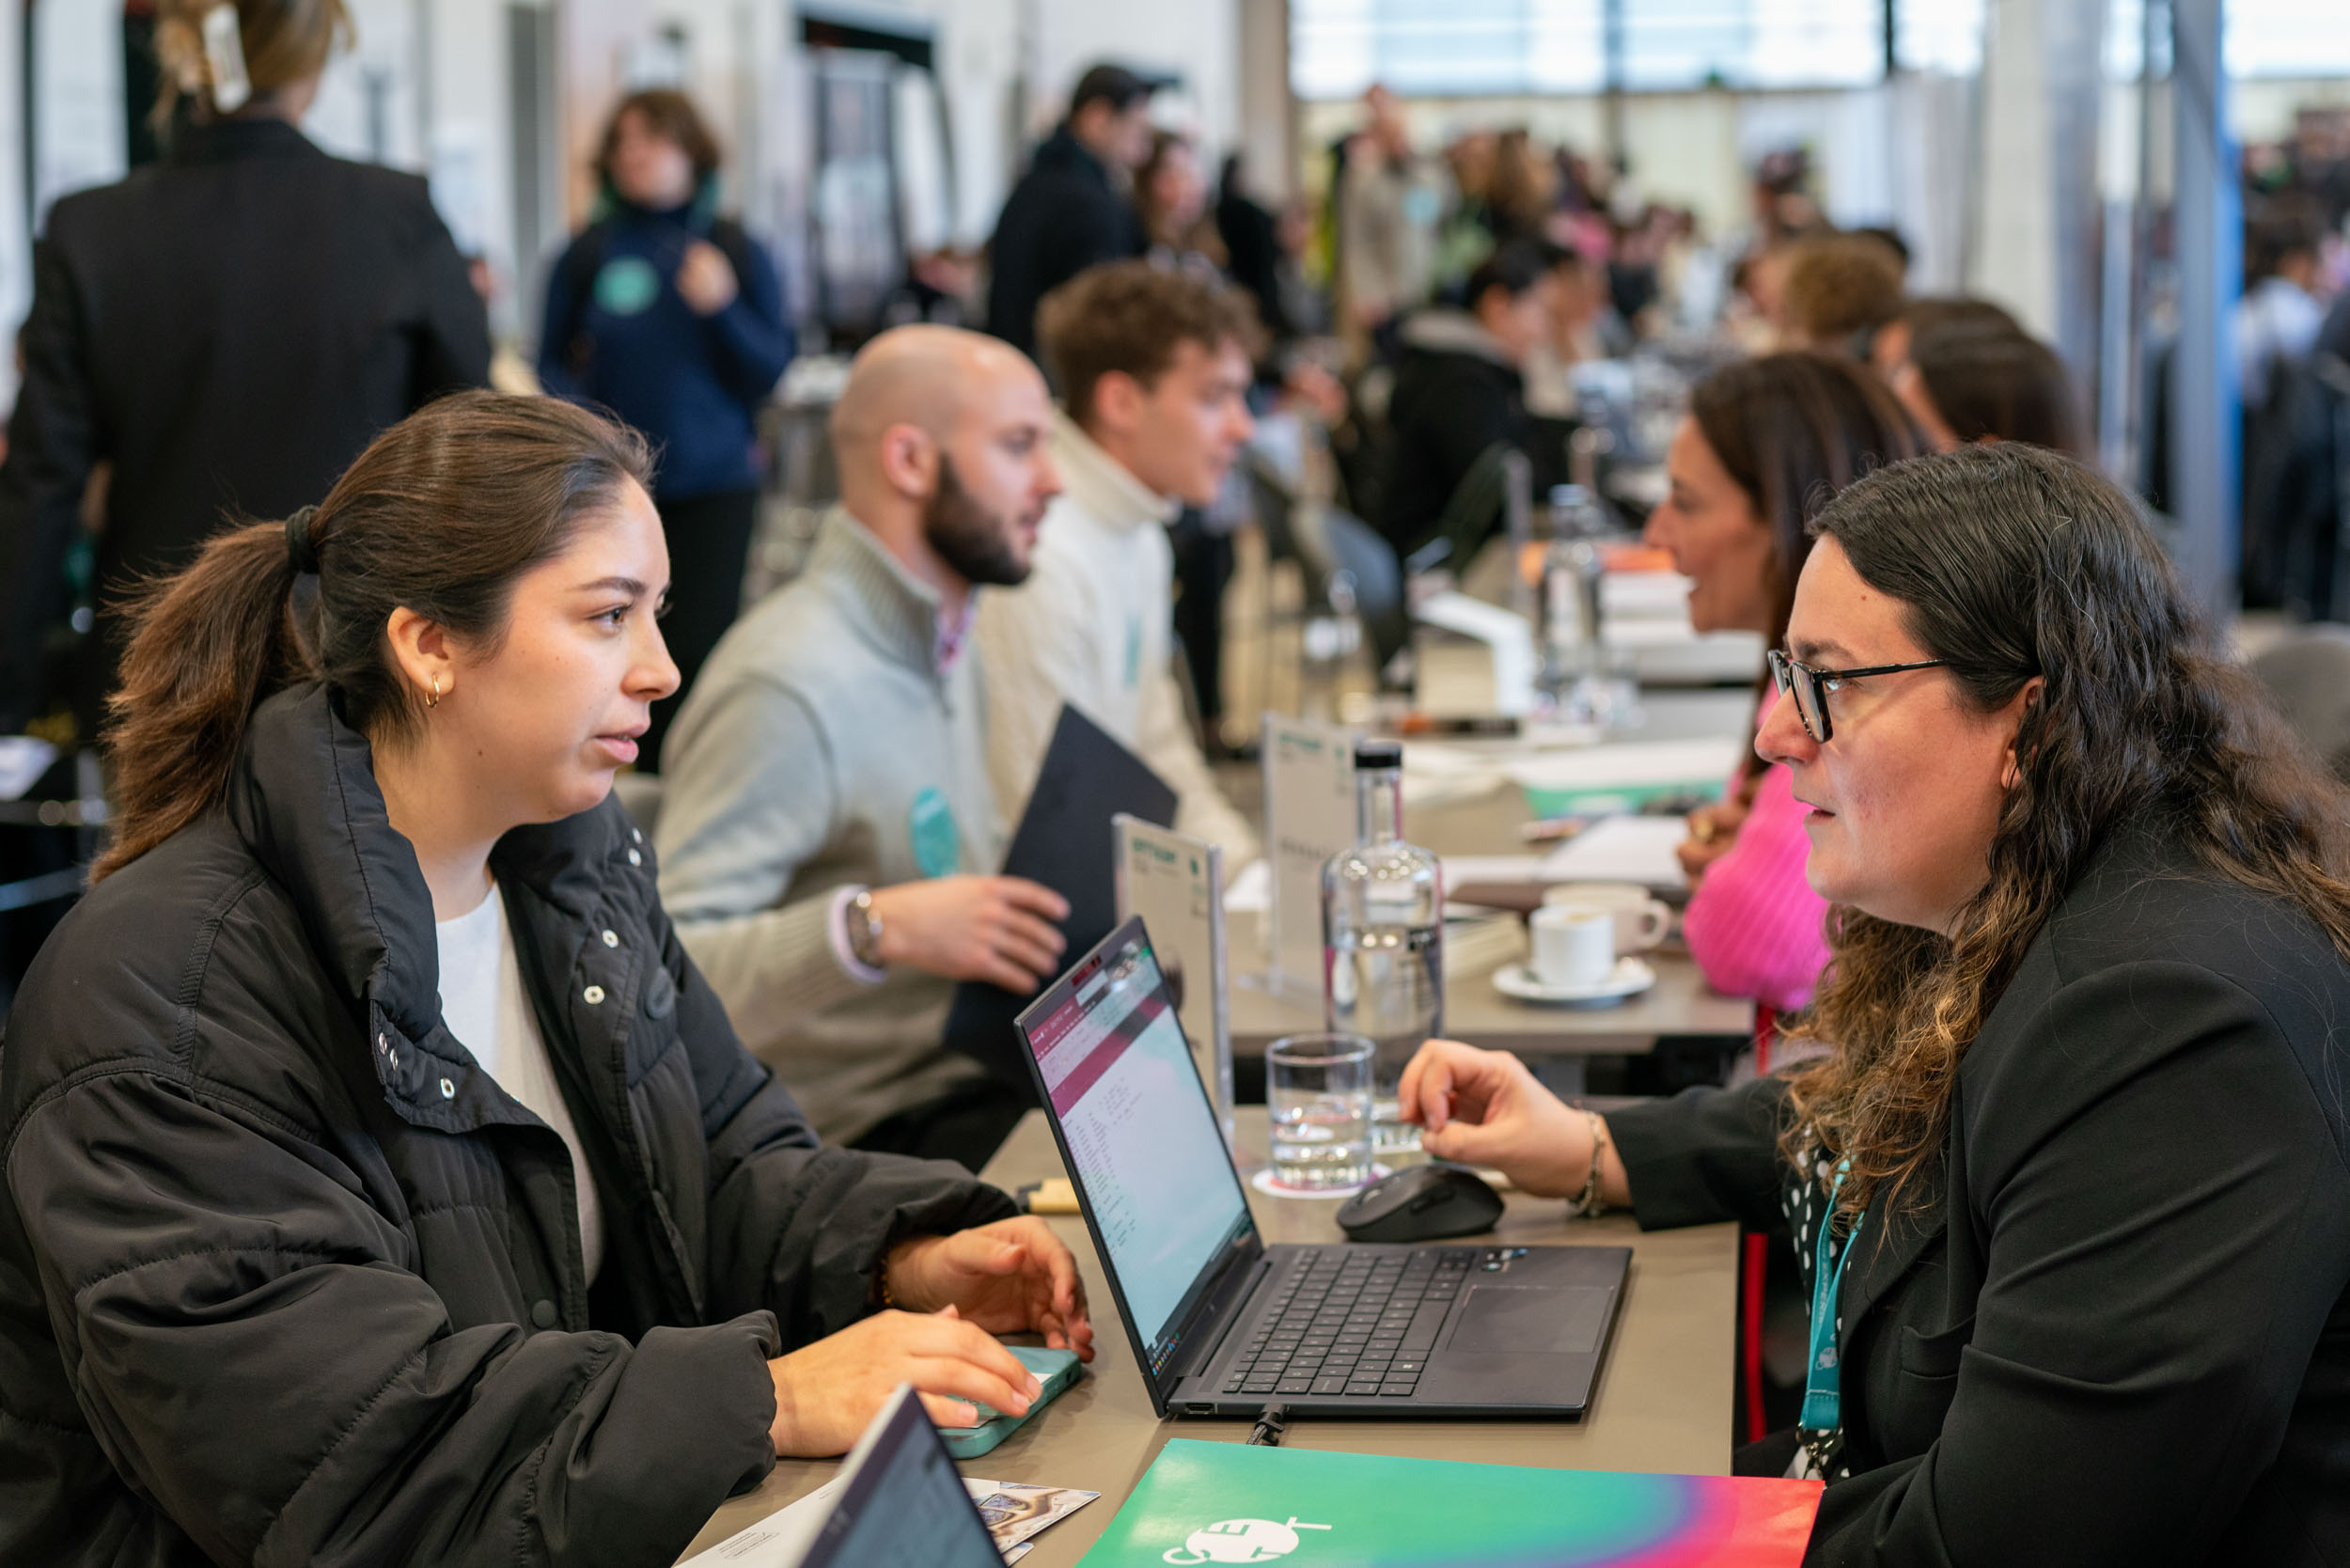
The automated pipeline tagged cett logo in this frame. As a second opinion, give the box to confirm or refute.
[1161,1517,1334,1564]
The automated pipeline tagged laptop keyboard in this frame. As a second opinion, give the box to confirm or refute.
[1221,1246,1529,1400]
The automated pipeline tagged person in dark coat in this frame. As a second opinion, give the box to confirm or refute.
[1375,239,1561,558]
[0,392,1090,1568]
[1401,444,2350,1564]
[539,88,795,770]
[0,0,490,738]
[984,63,1155,362]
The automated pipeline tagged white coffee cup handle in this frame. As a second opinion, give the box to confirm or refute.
[1635,901,1670,949]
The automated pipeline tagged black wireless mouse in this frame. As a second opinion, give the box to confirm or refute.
[1336,1163,1506,1243]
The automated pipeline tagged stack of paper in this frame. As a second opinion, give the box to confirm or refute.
[1401,742,1510,808]
[1539,814,1692,888]
[1441,906,1530,979]
[1504,736,1740,818]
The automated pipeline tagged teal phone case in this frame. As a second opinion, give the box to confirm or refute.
[937,1345,1082,1458]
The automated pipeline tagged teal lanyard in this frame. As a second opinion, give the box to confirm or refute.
[1800,1159,1866,1435]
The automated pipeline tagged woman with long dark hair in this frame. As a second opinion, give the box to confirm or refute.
[0,393,1089,1566]
[1404,444,2350,1560]
[1644,353,1922,1013]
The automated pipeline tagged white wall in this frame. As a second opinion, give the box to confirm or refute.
[421,0,524,336]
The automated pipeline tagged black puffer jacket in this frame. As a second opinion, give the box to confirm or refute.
[0,683,1017,1566]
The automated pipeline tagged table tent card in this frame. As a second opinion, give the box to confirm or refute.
[1113,814,1230,1148]
[1258,714,1357,1003]
[1079,1441,1821,1568]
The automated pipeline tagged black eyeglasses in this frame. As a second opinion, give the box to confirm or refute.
[1765,648,1950,744]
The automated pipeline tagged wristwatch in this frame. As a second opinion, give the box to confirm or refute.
[847,887,886,970]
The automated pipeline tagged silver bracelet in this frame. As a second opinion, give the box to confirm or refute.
[1567,1107,1608,1218]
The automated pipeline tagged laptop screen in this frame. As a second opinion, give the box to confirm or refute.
[797,1389,1001,1568]
[1021,921,1256,1380]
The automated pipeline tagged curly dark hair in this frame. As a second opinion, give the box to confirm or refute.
[1779,443,2350,1217]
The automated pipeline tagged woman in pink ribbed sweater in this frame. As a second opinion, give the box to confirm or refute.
[1644,355,1924,1012]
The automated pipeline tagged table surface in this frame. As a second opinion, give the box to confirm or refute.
[1228,945,1754,1055]
[1232,695,1760,1055]
[678,1110,1739,1566]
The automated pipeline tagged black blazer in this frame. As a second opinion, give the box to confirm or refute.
[1375,315,1543,558]
[1610,823,2350,1565]
[0,118,490,729]
[984,126,1145,362]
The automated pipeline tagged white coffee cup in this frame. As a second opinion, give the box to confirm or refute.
[1542,881,1672,953]
[1529,906,1616,990]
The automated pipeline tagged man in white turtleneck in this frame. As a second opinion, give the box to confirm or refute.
[976,260,1261,866]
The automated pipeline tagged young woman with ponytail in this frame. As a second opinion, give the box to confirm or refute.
[0,392,1089,1568]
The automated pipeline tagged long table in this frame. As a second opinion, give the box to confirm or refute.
[1231,691,1761,1060]
[678,1110,1740,1566]
[1229,949,1754,1058]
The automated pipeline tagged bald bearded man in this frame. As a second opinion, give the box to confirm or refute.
[656,326,1071,1165]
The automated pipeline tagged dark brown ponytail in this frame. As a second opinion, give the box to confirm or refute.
[96,391,652,880]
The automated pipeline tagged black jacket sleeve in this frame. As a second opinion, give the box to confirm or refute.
[0,234,101,729]
[1606,1076,1794,1236]
[8,1068,780,1568]
[659,901,1021,1342]
[1807,961,2350,1566]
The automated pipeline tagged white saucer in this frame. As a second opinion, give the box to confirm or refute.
[1250,1163,1392,1200]
[1493,956,1656,1006]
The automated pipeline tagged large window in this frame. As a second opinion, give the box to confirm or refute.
[1292,0,1892,98]
[1292,0,2350,101]
[1622,0,1882,91]
[1290,0,1604,99]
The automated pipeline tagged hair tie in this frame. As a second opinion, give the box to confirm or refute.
[285,506,321,576]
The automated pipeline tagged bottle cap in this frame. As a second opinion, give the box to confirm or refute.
[1353,740,1403,771]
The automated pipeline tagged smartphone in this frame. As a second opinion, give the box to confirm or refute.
[936,1345,1083,1459]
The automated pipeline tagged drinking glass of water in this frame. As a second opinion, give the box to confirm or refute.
[1266,1033,1375,1193]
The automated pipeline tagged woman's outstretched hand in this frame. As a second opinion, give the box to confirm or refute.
[1399,1039,1593,1199]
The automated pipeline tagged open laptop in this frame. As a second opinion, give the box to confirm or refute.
[775,1387,1003,1568]
[1015,917,1632,1419]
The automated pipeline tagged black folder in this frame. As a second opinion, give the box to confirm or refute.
[943,704,1177,1083]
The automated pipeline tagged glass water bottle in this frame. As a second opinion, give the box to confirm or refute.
[1540,483,1608,706]
[1321,741,1444,1156]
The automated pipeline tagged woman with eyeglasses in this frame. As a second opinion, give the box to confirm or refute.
[1643,354,1923,1016]
[1405,444,2350,1561]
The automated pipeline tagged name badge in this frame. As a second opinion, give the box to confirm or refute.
[908,788,961,879]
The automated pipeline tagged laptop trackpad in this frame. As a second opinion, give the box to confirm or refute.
[1445,1286,1611,1355]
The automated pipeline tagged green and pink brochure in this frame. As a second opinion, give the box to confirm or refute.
[1078,1440,1821,1567]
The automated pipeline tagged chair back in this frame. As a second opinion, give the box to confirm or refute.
[2250,622,2350,781]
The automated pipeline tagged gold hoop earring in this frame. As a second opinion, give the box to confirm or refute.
[426,675,442,710]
